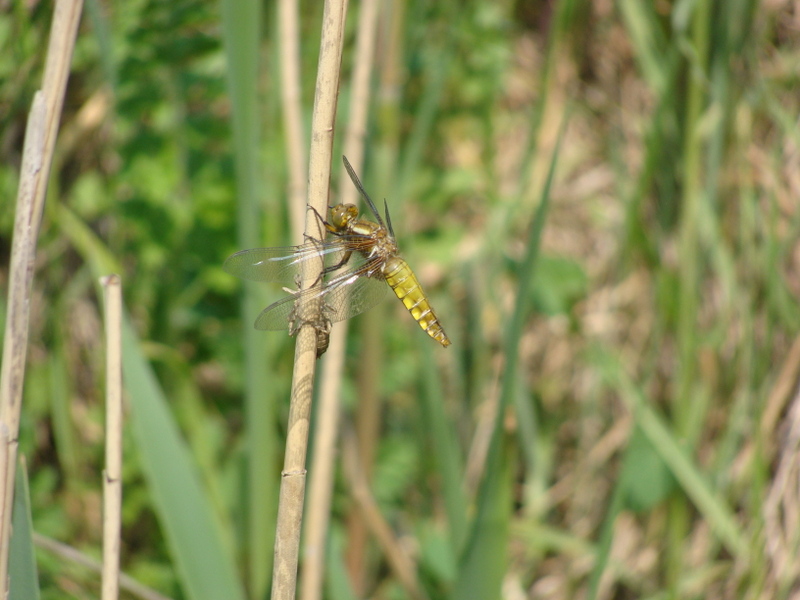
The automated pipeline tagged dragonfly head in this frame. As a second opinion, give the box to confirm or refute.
[329,203,359,231]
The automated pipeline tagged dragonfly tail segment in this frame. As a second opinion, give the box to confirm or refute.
[382,256,451,347]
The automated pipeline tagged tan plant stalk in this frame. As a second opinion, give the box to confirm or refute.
[101,275,123,600]
[300,0,381,596]
[279,0,308,240]
[0,0,84,589]
[345,0,405,585]
[342,428,427,600]
[761,334,800,455]
[33,534,172,600]
[270,0,348,597]
[344,323,380,589]
[336,0,380,199]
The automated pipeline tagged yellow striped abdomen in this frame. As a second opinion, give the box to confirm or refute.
[382,256,451,347]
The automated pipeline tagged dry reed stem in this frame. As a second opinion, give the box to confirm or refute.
[299,328,346,600]
[463,360,502,495]
[344,0,406,584]
[342,429,427,600]
[279,0,308,240]
[270,0,348,597]
[344,315,381,590]
[337,0,380,205]
[101,275,123,600]
[761,334,800,453]
[764,381,800,593]
[33,534,173,600]
[0,0,84,589]
[300,0,380,596]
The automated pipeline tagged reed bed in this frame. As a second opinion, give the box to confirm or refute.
[2,0,799,598]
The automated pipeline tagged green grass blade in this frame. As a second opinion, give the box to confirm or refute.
[397,48,452,200]
[585,473,625,600]
[220,1,278,596]
[57,204,123,276]
[9,462,40,600]
[587,427,675,599]
[121,314,246,600]
[419,342,467,554]
[618,0,668,93]
[457,111,566,600]
[326,527,358,600]
[452,448,513,600]
[592,347,749,559]
[47,346,80,481]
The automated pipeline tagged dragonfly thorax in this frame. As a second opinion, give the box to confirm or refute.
[368,228,398,261]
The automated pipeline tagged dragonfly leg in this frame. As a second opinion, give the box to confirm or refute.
[322,250,353,277]
[291,265,327,290]
[307,204,340,235]
[296,267,326,289]
[301,249,353,290]
[302,232,323,246]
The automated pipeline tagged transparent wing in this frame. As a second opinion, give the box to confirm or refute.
[223,239,365,284]
[253,266,388,330]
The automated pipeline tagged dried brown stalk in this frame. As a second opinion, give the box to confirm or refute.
[269,0,349,597]
[342,428,427,600]
[34,533,173,600]
[279,0,308,239]
[101,275,123,600]
[300,0,381,598]
[0,0,84,590]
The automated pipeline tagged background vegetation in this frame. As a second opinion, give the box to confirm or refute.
[2,0,799,598]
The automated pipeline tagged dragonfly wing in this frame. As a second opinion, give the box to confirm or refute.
[342,156,386,228]
[254,292,311,330]
[223,242,353,284]
[318,271,388,323]
[253,268,388,330]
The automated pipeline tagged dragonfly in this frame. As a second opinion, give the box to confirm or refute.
[224,156,451,351]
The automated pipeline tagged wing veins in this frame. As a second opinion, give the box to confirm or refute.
[253,256,387,330]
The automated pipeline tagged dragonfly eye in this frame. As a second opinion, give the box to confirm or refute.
[329,203,359,230]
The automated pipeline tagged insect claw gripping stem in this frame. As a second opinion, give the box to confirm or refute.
[307,204,330,229]
[302,232,322,245]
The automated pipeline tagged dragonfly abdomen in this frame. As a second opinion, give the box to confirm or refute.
[382,257,451,347]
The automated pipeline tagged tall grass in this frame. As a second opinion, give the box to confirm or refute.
[2,0,799,598]
[220,1,275,597]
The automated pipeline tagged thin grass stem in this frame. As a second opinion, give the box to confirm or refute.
[270,0,348,597]
[342,1,406,586]
[101,274,123,600]
[0,0,84,588]
[220,1,274,594]
[342,428,427,600]
[301,1,380,596]
[279,0,308,240]
[33,534,173,600]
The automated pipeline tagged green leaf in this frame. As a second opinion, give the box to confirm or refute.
[620,426,676,512]
[418,524,457,586]
[591,347,749,559]
[122,314,246,600]
[452,446,512,600]
[529,254,588,316]
[10,460,40,600]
